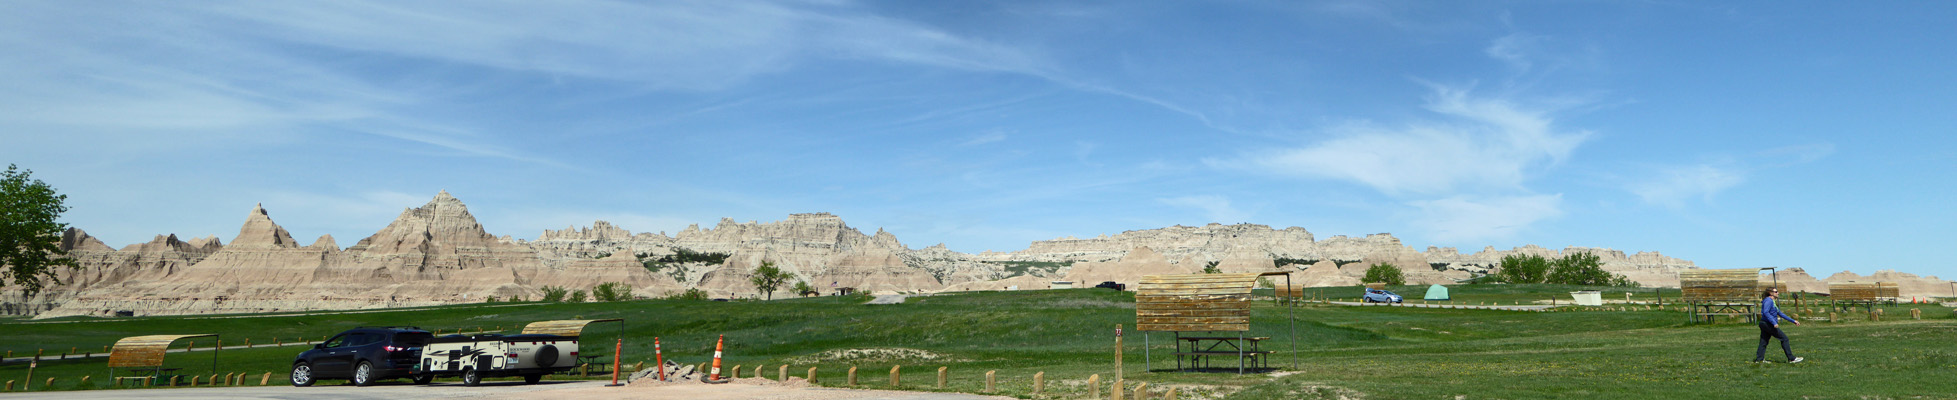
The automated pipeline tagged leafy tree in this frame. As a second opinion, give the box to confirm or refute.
[593,282,634,302]
[485,296,498,303]
[1363,263,1405,286]
[749,261,793,300]
[1,164,77,297]
[1546,253,1636,287]
[569,290,588,303]
[1202,260,1222,274]
[793,280,815,297]
[1497,254,1550,284]
[667,288,708,300]
[540,286,569,302]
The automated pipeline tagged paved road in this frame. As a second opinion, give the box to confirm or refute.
[1328,301,1551,311]
[0,380,1012,400]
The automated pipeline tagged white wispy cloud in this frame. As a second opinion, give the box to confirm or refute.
[1625,143,1833,208]
[1209,86,1590,195]
[1407,194,1563,242]
[1627,164,1746,208]
[961,130,1009,146]
[1159,195,1251,224]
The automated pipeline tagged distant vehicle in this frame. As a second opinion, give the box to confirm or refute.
[1095,281,1126,291]
[1363,288,1403,303]
[291,326,434,387]
[417,333,582,386]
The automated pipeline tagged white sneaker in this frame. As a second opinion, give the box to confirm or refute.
[1790,357,1805,364]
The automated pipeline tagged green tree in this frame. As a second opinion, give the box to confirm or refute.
[1497,254,1550,284]
[793,280,815,297]
[1547,253,1632,286]
[569,290,587,303]
[749,261,793,300]
[1202,260,1222,274]
[593,282,634,302]
[1363,263,1405,286]
[540,286,569,302]
[1,164,77,297]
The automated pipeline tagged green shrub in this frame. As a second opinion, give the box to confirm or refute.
[667,288,709,300]
[1202,261,1222,274]
[1363,263,1405,285]
[593,282,633,302]
[540,286,569,302]
[569,290,587,303]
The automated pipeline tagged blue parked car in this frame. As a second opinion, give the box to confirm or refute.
[1363,288,1403,303]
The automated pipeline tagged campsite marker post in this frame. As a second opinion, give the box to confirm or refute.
[1114,324,1123,383]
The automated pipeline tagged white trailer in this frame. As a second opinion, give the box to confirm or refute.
[417,333,581,385]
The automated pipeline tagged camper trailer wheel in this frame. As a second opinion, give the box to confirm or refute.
[290,362,315,387]
[524,374,542,384]
[353,361,376,386]
[462,368,482,386]
[413,374,434,385]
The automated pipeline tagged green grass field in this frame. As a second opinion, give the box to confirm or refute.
[2,285,1952,399]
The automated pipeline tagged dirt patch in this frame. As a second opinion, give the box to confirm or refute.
[784,348,963,364]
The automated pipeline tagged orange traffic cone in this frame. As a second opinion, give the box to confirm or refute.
[708,335,726,382]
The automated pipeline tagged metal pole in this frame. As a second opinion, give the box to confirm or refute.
[1287,274,1296,370]
[1144,332,1150,373]
[1237,331,1244,374]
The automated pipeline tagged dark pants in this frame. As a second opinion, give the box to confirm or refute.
[1755,322,1795,361]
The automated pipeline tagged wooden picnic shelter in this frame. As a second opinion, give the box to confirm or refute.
[1680,269,1773,323]
[1827,282,1895,312]
[1136,271,1295,374]
[106,334,218,385]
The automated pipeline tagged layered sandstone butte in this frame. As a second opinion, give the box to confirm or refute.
[18,192,1954,318]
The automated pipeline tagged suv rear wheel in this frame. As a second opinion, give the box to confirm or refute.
[353,361,375,386]
[462,367,482,386]
[290,362,315,387]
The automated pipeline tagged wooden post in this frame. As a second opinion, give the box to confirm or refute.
[780,365,789,381]
[210,374,221,386]
[1088,374,1101,399]
[81,375,92,387]
[1136,382,1150,400]
[847,366,857,387]
[262,372,272,385]
[890,365,900,387]
[245,338,251,347]
[1113,379,1125,400]
[808,367,818,384]
[984,370,996,393]
[1032,371,1044,394]
[1830,312,1838,323]
[1115,323,1124,383]
[731,365,741,379]
[937,366,947,388]
[189,375,198,387]
[1166,387,1179,400]
[171,375,179,386]
[582,363,590,376]
[225,373,235,386]
[44,378,53,388]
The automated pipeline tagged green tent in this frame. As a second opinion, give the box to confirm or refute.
[1424,284,1450,301]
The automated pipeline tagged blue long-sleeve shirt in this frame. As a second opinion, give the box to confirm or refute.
[1761,297,1797,326]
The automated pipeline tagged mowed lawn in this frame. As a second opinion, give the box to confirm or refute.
[2,286,1952,399]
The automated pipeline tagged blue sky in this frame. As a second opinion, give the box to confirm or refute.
[3,1,1952,279]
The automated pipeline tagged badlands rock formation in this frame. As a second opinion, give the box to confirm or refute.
[13,192,1953,318]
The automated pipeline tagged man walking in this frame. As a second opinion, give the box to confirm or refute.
[1754,288,1804,363]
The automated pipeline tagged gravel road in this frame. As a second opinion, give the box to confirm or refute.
[0,379,1013,400]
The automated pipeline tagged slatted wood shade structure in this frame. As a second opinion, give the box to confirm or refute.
[1830,282,1879,301]
[1876,282,1900,299]
[1680,269,1766,303]
[1136,272,1288,332]
[107,334,216,368]
[521,319,624,337]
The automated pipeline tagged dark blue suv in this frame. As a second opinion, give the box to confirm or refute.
[290,327,434,387]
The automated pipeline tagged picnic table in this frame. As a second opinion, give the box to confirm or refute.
[577,354,611,375]
[1689,303,1756,324]
[1172,335,1272,372]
